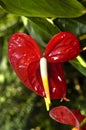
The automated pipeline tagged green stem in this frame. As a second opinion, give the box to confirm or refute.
[76,56,86,68]
[79,34,86,41]
[80,117,86,128]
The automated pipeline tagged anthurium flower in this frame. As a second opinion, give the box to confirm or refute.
[49,106,86,130]
[8,32,80,110]
[72,110,86,130]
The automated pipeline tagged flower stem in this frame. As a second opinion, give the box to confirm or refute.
[76,55,86,68]
[80,117,86,128]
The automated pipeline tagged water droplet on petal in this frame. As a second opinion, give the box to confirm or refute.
[42,91,46,97]
[58,76,62,82]
[53,56,59,60]
[52,88,56,93]
[34,86,38,91]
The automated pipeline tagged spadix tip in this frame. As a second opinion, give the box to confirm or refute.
[44,97,51,111]
[72,127,80,130]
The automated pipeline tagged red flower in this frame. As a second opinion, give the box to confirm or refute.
[8,32,80,110]
[49,106,86,130]
[72,110,86,130]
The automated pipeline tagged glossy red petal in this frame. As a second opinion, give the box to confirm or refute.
[45,32,80,63]
[27,62,45,97]
[27,61,66,99]
[72,110,86,130]
[72,110,85,123]
[48,63,66,99]
[49,106,80,129]
[83,124,86,130]
[8,33,45,96]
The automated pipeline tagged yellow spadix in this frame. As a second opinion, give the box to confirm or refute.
[40,57,51,111]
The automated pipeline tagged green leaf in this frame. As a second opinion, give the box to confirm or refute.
[69,56,86,76]
[0,14,19,36]
[76,15,86,25]
[0,0,85,17]
[22,17,60,48]
[54,16,86,37]
[0,6,6,17]
[81,0,86,7]
[54,16,86,50]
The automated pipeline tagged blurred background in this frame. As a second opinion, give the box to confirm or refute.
[0,1,86,130]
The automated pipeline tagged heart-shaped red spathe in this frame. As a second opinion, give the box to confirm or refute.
[49,106,80,129]
[8,32,80,99]
[72,110,85,123]
[72,110,86,130]
[8,33,43,94]
[45,32,80,63]
[49,106,86,130]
